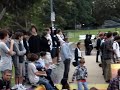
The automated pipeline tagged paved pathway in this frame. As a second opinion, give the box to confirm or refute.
[51,55,106,84]
[50,42,108,89]
[50,54,108,90]
[51,42,106,84]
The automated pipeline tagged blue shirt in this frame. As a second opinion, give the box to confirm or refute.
[60,42,72,61]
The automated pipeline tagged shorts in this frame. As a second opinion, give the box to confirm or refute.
[12,56,20,77]
[19,63,25,77]
[51,48,59,58]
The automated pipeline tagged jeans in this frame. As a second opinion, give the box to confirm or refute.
[63,59,71,79]
[37,77,54,90]
[104,60,111,81]
[96,50,100,62]
[78,81,88,90]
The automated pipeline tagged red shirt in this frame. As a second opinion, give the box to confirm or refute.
[77,79,86,82]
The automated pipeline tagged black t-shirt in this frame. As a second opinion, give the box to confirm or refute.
[0,78,10,90]
[28,35,41,53]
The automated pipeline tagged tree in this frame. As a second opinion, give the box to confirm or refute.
[0,0,39,29]
[92,0,120,25]
[0,0,95,30]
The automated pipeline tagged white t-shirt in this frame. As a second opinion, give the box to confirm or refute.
[28,62,39,84]
[77,48,82,59]
[0,41,12,71]
[46,34,52,50]
[113,41,120,58]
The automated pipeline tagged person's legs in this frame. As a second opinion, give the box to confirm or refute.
[96,50,99,62]
[46,69,54,87]
[78,82,83,90]
[86,47,89,55]
[19,63,24,84]
[38,77,54,90]
[87,46,91,55]
[12,57,20,89]
[18,63,27,89]
[63,59,71,79]
[101,56,105,75]
[83,82,88,90]
[104,60,111,82]
[51,48,58,64]
[56,48,60,63]
[89,45,93,55]
[105,60,111,82]
[46,52,53,64]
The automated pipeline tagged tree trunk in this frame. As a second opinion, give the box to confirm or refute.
[0,8,6,21]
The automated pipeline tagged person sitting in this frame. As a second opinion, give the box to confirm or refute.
[27,53,55,90]
[74,42,82,66]
[0,69,12,90]
[35,51,58,90]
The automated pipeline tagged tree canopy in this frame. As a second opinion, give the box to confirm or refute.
[0,0,120,30]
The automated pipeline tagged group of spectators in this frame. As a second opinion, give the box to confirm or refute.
[1,25,120,90]
[95,31,120,89]
[0,25,73,90]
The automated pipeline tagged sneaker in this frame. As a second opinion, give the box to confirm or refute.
[19,84,26,90]
[11,85,18,90]
[17,87,23,90]
[49,64,57,69]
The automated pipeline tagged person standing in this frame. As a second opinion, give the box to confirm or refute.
[0,29,14,72]
[45,28,53,52]
[74,42,82,66]
[60,37,72,88]
[113,36,120,63]
[12,32,26,90]
[56,29,65,45]
[96,33,104,63]
[28,25,41,55]
[103,32,114,83]
[40,31,54,66]
[84,34,93,55]
[23,30,30,55]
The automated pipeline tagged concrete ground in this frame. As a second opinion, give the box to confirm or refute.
[50,53,108,90]
[51,55,106,84]
[51,42,106,84]
[84,55,106,84]
[49,43,108,90]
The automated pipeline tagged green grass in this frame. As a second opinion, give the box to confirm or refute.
[66,28,120,42]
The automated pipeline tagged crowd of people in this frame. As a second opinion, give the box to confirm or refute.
[0,25,73,90]
[0,25,120,90]
[72,31,120,90]
[94,31,120,90]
